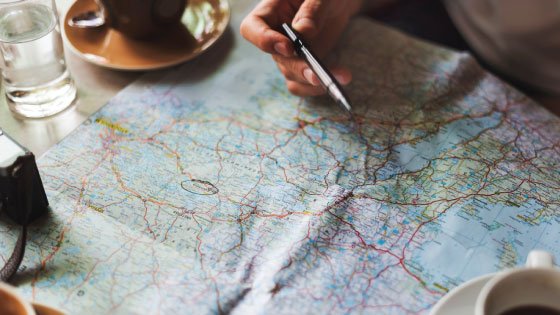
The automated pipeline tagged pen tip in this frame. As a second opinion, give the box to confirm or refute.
[340,98,352,114]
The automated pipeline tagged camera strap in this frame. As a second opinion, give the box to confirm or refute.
[0,225,26,282]
[0,154,35,282]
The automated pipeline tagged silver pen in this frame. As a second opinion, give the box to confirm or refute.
[281,23,352,114]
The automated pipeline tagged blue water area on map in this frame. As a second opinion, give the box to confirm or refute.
[375,112,502,180]
[410,197,560,289]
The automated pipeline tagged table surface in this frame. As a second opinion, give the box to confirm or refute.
[0,0,143,157]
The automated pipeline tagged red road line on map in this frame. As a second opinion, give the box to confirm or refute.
[109,283,154,312]
[142,201,156,240]
[163,215,180,242]
[109,238,136,307]
[35,82,560,311]
[31,213,77,299]
[65,239,133,301]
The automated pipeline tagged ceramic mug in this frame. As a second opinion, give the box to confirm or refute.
[475,250,560,315]
[0,282,35,315]
[98,0,188,38]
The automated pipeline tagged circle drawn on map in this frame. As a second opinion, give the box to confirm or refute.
[181,179,219,195]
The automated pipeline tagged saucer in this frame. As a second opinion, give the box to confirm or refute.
[32,302,67,315]
[63,0,230,70]
[430,273,494,315]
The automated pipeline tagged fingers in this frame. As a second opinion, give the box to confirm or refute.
[285,65,352,97]
[240,16,293,57]
[240,0,354,97]
[286,80,326,97]
[240,0,296,57]
[292,0,330,38]
[274,54,351,83]
[275,54,352,96]
[274,55,314,85]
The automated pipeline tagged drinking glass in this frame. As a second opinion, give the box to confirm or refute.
[0,0,76,118]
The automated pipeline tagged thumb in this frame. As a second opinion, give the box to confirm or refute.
[292,0,329,39]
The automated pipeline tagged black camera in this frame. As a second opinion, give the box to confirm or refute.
[0,129,49,281]
[0,129,48,224]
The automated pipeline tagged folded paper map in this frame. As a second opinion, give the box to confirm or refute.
[2,14,560,314]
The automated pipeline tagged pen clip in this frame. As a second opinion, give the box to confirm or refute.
[280,23,353,114]
[281,23,307,58]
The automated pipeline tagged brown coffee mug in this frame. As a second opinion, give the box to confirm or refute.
[97,0,187,38]
[0,282,35,315]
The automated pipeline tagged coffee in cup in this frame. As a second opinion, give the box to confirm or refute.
[475,250,560,315]
[97,0,187,38]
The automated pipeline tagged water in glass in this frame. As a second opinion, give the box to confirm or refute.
[0,1,76,118]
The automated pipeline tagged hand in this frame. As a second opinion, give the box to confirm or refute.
[240,0,362,96]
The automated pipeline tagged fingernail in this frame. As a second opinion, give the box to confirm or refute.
[274,43,291,57]
[303,68,317,86]
[294,18,315,32]
[335,73,350,85]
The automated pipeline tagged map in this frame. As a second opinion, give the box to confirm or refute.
[2,12,560,314]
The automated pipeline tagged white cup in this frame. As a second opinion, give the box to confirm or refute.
[0,282,35,315]
[475,250,560,315]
